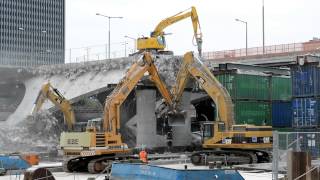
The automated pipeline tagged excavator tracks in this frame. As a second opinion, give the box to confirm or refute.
[191,149,270,166]
[63,156,95,172]
[87,157,113,174]
[63,153,138,173]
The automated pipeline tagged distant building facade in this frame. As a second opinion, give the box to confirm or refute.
[0,0,65,66]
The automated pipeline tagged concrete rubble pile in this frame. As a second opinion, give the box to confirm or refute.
[154,55,182,86]
[24,57,136,80]
[0,110,62,152]
[21,55,185,85]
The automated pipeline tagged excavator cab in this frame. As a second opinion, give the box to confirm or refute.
[86,118,102,132]
[202,122,213,141]
[136,36,166,51]
[156,35,166,46]
[201,121,226,141]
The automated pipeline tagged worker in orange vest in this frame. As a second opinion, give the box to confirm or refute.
[139,149,148,163]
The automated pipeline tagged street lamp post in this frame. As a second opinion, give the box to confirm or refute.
[96,13,123,59]
[18,27,47,66]
[262,0,265,54]
[235,18,248,56]
[122,41,128,57]
[124,35,137,52]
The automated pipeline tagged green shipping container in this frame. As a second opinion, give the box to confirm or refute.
[234,101,271,126]
[271,76,292,101]
[216,73,270,100]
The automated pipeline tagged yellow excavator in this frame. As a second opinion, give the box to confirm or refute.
[171,52,273,165]
[137,6,203,56]
[32,82,75,131]
[60,52,180,173]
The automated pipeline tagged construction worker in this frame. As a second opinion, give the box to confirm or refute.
[139,148,148,163]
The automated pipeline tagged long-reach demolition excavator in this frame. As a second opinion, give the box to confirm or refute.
[60,52,180,173]
[137,6,203,56]
[32,82,75,130]
[171,52,273,165]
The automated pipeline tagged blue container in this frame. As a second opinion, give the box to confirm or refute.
[110,163,245,180]
[292,97,320,128]
[272,101,292,127]
[291,64,320,97]
[0,155,30,170]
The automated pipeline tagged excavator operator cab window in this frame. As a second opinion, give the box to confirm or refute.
[202,122,213,139]
[157,36,166,46]
[218,123,225,132]
[86,119,102,132]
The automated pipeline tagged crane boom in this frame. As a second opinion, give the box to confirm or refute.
[172,52,234,129]
[32,82,75,130]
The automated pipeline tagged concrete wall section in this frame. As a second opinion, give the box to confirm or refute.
[172,91,193,147]
[135,89,167,148]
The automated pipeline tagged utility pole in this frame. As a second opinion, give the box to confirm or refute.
[123,41,128,57]
[96,13,123,59]
[235,18,248,56]
[262,0,265,54]
[124,35,137,52]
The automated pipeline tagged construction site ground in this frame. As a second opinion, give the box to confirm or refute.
[1,161,284,180]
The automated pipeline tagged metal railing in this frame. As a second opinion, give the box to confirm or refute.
[2,40,320,67]
[202,41,320,60]
[65,40,320,63]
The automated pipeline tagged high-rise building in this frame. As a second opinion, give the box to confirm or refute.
[0,0,65,66]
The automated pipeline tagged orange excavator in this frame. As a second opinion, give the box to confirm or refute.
[137,6,202,56]
[172,52,273,165]
[60,52,181,173]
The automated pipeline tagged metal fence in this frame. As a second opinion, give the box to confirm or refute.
[3,40,319,67]
[272,131,320,180]
[65,41,135,64]
[65,40,320,64]
[202,41,320,60]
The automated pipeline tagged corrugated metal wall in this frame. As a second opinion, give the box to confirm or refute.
[291,62,320,129]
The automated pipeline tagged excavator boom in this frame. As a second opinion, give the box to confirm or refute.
[103,52,174,134]
[172,52,234,129]
[32,82,75,130]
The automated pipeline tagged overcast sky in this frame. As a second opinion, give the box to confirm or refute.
[66,0,320,56]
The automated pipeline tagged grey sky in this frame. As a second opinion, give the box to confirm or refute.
[66,0,320,55]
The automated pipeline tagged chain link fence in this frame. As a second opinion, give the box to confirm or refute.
[272,131,320,180]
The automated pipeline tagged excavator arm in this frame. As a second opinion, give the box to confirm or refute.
[32,82,75,130]
[172,52,234,130]
[103,52,174,135]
